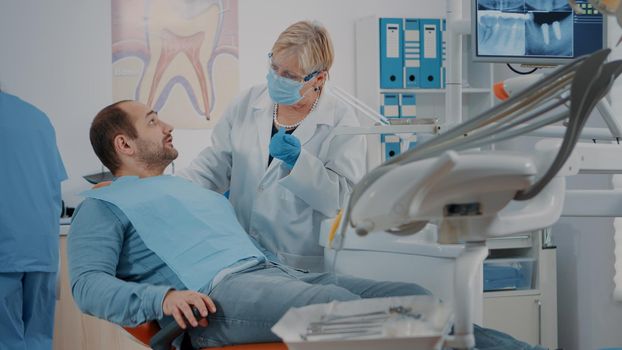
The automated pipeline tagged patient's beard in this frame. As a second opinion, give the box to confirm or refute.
[135,138,178,173]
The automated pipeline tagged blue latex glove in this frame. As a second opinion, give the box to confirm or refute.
[269,128,301,169]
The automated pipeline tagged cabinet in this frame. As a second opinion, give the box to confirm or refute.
[482,231,558,349]
[354,15,558,349]
[53,226,148,350]
[354,15,495,128]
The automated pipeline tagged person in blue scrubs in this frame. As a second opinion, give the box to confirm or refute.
[0,89,67,350]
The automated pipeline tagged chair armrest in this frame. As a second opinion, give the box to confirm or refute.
[151,308,203,350]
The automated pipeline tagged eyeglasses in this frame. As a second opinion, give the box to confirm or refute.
[268,53,319,82]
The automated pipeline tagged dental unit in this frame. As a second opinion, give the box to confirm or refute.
[326,49,622,349]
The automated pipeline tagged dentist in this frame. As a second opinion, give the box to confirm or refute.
[179,20,366,272]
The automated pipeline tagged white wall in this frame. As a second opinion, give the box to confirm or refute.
[2,1,622,348]
[0,0,112,206]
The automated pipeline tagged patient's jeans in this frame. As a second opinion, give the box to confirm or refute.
[189,262,544,350]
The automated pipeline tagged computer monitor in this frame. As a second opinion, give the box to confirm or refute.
[472,0,607,65]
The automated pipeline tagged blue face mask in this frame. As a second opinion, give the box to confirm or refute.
[266,68,318,105]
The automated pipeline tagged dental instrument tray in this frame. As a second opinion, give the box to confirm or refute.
[272,295,452,350]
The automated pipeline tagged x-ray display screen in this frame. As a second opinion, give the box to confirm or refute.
[474,0,605,64]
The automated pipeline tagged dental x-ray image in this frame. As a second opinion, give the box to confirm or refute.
[525,0,572,11]
[478,0,525,12]
[526,11,573,56]
[476,0,574,58]
[478,10,528,55]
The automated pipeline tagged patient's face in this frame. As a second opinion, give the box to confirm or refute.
[121,101,178,166]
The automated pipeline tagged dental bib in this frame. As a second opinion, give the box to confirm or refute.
[81,176,265,291]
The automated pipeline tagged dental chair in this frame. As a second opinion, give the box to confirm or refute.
[91,182,285,350]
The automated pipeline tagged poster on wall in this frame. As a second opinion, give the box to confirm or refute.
[112,0,239,129]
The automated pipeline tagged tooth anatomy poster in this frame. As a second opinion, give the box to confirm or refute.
[112,0,239,129]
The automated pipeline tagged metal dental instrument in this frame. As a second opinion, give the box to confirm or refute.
[302,305,424,340]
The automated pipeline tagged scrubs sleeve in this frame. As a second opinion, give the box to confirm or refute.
[279,113,367,217]
[68,199,171,326]
[42,116,67,182]
[176,102,236,194]
[53,137,68,182]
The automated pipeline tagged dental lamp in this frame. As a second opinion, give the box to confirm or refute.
[330,49,622,349]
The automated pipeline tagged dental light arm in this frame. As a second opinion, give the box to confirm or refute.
[345,49,622,237]
[344,54,578,235]
[328,86,390,125]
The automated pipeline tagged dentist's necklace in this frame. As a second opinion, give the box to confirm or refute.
[273,92,320,129]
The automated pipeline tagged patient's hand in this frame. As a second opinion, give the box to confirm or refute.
[163,290,216,329]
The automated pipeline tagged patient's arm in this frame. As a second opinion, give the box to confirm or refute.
[67,198,172,327]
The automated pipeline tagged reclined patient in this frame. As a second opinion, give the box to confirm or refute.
[68,100,544,349]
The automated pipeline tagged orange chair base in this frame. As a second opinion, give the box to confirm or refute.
[123,323,287,350]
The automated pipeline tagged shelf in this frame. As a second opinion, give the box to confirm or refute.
[334,124,438,135]
[484,289,541,298]
[378,88,491,94]
[486,234,533,250]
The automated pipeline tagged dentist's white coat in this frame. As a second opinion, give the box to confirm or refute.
[179,83,366,272]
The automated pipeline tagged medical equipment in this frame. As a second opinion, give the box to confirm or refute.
[569,0,622,28]
[319,223,479,324]
[326,86,439,170]
[302,306,423,341]
[494,73,622,139]
[326,48,622,349]
[495,71,622,305]
[473,0,607,65]
[272,295,451,349]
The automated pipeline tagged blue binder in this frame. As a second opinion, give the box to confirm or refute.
[400,94,416,118]
[379,18,403,89]
[380,134,401,160]
[380,93,400,118]
[441,19,447,88]
[404,19,420,88]
[419,19,442,89]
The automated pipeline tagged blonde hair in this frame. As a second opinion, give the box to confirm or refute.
[271,20,334,76]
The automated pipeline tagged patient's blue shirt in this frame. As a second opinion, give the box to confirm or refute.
[68,176,265,326]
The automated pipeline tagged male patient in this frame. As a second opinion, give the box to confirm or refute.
[69,100,543,350]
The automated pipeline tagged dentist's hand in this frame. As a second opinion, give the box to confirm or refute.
[269,128,301,169]
[162,290,216,329]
